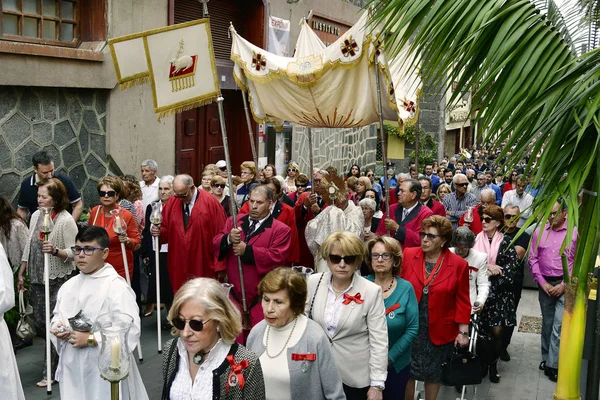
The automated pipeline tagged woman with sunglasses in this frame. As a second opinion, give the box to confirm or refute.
[401,216,470,400]
[162,278,265,400]
[18,178,78,387]
[472,205,520,383]
[211,175,231,217]
[365,237,418,400]
[288,173,309,203]
[306,232,388,400]
[283,162,300,195]
[247,268,345,400]
[88,176,141,282]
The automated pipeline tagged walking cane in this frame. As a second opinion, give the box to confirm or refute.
[111,209,143,362]
[217,95,251,331]
[150,203,163,354]
[39,207,54,395]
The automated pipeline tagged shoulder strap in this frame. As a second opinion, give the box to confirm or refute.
[161,339,179,400]
[308,273,325,319]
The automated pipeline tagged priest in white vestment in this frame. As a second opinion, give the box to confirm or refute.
[50,226,148,400]
[0,243,26,400]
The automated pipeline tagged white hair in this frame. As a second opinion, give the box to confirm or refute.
[480,188,496,200]
[452,173,467,184]
[359,198,376,212]
[141,159,158,172]
[160,175,174,186]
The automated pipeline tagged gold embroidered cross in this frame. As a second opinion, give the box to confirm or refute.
[341,36,359,57]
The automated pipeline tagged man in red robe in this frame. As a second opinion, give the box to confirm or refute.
[151,174,226,293]
[214,185,292,342]
[377,179,433,248]
[419,176,446,217]
[239,177,299,264]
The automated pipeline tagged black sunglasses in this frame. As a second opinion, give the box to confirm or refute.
[288,168,297,172]
[455,182,469,187]
[219,166,227,171]
[504,214,517,220]
[328,254,358,265]
[482,217,494,223]
[367,174,374,177]
[419,232,440,241]
[171,317,211,332]
[297,184,307,188]
[98,190,116,197]
[212,184,226,189]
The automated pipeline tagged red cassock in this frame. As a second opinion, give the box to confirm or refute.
[458,204,483,234]
[376,203,433,248]
[239,200,299,264]
[294,191,328,268]
[424,198,446,217]
[159,190,227,293]
[213,214,292,340]
[401,247,471,345]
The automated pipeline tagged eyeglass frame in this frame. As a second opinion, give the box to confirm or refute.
[171,317,212,332]
[71,246,107,256]
[419,232,441,241]
[328,254,358,265]
[98,190,117,198]
[174,187,191,199]
[371,253,393,261]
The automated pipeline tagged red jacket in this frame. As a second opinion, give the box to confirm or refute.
[376,203,433,248]
[458,204,483,234]
[240,200,299,264]
[401,247,471,345]
[423,198,446,217]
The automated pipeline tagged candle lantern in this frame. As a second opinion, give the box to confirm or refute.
[150,202,162,226]
[111,208,127,235]
[464,206,474,224]
[37,206,55,240]
[292,266,314,280]
[221,282,233,297]
[97,312,134,400]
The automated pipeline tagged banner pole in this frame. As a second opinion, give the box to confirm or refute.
[308,127,315,194]
[155,237,162,354]
[374,57,390,222]
[241,90,258,167]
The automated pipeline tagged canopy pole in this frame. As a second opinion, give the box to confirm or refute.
[374,59,390,221]
[308,127,315,194]
[241,90,258,167]
[217,95,250,330]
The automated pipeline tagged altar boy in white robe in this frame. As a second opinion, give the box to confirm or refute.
[0,243,25,400]
[50,226,148,400]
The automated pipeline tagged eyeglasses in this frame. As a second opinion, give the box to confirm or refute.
[504,214,517,220]
[288,168,297,172]
[455,182,469,187]
[371,253,393,260]
[174,188,191,198]
[171,317,211,332]
[98,190,116,197]
[219,166,227,171]
[367,174,374,177]
[549,211,558,217]
[71,246,106,255]
[419,232,441,241]
[482,217,494,223]
[328,254,358,265]
[240,171,252,176]
[297,184,307,188]
[212,184,226,189]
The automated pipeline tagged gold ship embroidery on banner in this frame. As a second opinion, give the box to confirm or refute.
[169,39,198,92]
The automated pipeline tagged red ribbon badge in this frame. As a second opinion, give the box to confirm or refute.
[225,354,249,393]
[291,353,317,361]
[342,292,364,305]
[469,266,478,273]
[385,303,400,315]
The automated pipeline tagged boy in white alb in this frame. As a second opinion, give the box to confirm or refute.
[50,226,148,400]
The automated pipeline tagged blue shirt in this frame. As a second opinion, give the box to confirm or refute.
[366,275,419,372]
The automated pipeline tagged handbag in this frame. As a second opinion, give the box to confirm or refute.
[441,346,482,386]
[16,290,36,340]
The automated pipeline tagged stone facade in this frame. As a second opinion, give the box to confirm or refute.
[0,86,118,208]
[292,124,378,175]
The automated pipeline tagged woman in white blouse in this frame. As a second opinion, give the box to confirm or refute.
[162,278,265,400]
[247,267,345,400]
[305,232,388,400]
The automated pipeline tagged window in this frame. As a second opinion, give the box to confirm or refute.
[1,0,79,46]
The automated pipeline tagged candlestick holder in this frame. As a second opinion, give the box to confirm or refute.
[97,312,133,400]
[150,202,163,227]
[221,283,233,297]
[292,266,314,280]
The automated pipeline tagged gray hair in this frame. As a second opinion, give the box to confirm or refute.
[504,203,520,213]
[359,198,376,212]
[453,226,476,248]
[160,175,174,186]
[251,184,274,201]
[397,173,410,181]
[480,188,496,201]
[477,172,486,179]
[452,173,467,184]
[141,159,158,172]
[175,174,194,186]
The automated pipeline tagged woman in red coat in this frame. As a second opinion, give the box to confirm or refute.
[402,216,471,400]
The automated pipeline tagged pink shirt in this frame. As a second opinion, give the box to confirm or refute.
[529,222,577,286]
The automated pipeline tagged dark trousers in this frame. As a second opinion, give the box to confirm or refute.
[146,252,173,308]
[343,384,370,400]
[132,249,142,311]
[384,364,410,400]
[502,274,524,350]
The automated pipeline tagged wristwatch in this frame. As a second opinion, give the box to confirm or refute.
[87,333,96,347]
[371,385,384,391]
[460,331,470,337]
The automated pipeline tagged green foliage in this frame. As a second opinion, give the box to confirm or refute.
[385,123,438,167]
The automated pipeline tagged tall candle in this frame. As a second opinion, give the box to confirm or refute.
[43,212,50,232]
[110,339,121,369]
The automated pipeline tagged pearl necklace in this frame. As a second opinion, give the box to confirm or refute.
[265,317,298,359]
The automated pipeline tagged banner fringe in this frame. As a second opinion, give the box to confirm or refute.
[156,98,216,120]
[119,76,150,90]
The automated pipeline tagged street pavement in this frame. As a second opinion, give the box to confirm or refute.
[17,288,556,400]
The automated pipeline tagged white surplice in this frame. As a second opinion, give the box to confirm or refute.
[50,263,148,400]
[0,243,25,400]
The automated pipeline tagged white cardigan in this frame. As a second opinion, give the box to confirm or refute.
[22,210,77,280]
[450,247,490,307]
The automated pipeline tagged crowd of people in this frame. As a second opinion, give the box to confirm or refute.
[0,148,578,399]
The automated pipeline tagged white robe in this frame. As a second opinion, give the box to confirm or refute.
[50,263,149,400]
[0,243,26,400]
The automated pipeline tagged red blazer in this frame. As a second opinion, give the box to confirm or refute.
[458,204,483,234]
[401,247,471,345]
[376,203,433,248]
[424,198,446,217]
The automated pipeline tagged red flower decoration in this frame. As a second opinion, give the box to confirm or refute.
[225,355,249,393]
[342,292,364,305]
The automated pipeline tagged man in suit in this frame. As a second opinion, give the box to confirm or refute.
[419,177,446,217]
[151,174,226,293]
[377,179,433,248]
[214,185,292,342]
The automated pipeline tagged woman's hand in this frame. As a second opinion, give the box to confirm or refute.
[41,240,55,254]
[367,387,383,400]
[454,332,469,348]
[487,264,503,276]
[17,262,27,292]
[117,232,129,244]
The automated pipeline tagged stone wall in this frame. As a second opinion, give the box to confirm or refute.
[292,124,378,176]
[0,86,118,208]
[419,81,447,162]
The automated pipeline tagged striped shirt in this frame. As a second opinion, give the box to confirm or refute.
[442,192,477,229]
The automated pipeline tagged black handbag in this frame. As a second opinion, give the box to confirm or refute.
[441,347,482,386]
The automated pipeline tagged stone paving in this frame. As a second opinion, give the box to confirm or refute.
[17,288,557,400]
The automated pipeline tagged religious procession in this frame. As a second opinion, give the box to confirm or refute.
[0,1,599,400]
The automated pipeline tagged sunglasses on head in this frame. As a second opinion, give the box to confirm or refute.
[171,317,211,332]
[419,232,440,241]
[98,190,116,198]
[328,254,358,265]
[212,184,226,189]
[288,168,297,172]
[504,214,517,220]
